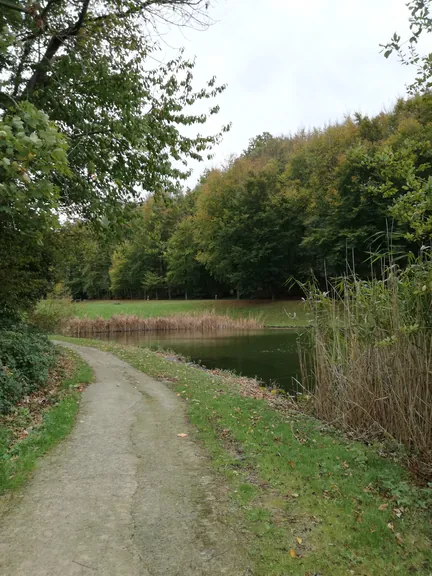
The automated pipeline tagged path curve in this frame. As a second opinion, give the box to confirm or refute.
[0,342,250,576]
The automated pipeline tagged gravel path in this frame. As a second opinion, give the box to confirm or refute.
[0,342,250,576]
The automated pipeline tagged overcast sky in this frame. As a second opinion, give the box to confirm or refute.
[160,0,416,186]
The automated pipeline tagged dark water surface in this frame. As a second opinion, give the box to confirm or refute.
[94,329,302,392]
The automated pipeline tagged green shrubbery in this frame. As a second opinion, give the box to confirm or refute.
[30,298,77,333]
[0,324,57,415]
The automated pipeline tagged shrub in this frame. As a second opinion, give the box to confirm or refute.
[0,325,57,414]
[30,298,77,333]
[0,368,22,415]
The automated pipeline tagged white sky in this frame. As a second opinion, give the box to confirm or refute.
[159,0,417,186]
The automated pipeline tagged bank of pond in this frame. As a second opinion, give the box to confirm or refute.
[91,328,302,393]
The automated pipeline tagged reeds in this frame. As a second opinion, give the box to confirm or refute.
[299,258,432,480]
[61,312,262,336]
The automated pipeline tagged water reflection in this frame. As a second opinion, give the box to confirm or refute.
[93,329,302,393]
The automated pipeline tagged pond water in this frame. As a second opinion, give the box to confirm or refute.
[93,329,302,393]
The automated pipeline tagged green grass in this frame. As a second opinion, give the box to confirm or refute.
[72,299,308,327]
[0,351,93,494]
[55,336,432,576]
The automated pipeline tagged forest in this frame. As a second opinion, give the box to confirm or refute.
[51,95,432,301]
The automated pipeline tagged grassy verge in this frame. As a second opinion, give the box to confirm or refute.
[55,336,432,576]
[0,349,93,494]
[69,299,308,327]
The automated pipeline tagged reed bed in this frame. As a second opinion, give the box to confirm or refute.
[61,312,263,336]
[299,260,432,480]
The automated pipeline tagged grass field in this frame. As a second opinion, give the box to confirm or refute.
[54,336,432,575]
[72,299,308,327]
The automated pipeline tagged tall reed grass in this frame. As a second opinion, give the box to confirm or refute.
[299,256,432,480]
[61,312,262,336]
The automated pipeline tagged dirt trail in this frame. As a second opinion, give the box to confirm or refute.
[0,343,250,576]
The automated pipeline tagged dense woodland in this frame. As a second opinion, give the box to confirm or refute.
[53,95,432,300]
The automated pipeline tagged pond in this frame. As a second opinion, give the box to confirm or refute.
[93,329,303,393]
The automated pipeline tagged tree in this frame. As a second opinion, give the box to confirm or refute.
[108,195,185,298]
[0,1,226,312]
[54,222,113,299]
[0,102,69,312]
[1,0,227,221]
[195,152,305,298]
[166,217,210,299]
[383,0,432,94]
[142,271,165,300]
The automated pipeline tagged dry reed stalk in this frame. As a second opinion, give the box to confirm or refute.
[304,325,432,480]
[61,312,262,338]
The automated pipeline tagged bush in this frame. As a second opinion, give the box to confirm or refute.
[30,298,77,333]
[0,324,57,414]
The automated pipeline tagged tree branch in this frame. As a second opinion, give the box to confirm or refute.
[88,0,208,24]
[40,0,63,22]
[0,0,28,13]
[25,0,90,96]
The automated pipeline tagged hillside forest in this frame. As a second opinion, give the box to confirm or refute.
[52,95,432,301]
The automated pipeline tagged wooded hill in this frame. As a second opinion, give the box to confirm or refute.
[55,95,432,300]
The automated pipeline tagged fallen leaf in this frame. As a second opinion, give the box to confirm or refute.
[177,433,188,438]
[393,508,403,518]
[387,522,394,531]
[291,493,299,498]
[296,537,303,545]
[378,503,389,511]
[288,460,295,468]
[395,532,404,545]
[289,548,297,558]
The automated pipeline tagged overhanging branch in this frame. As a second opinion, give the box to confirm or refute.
[0,0,28,13]
[25,0,91,96]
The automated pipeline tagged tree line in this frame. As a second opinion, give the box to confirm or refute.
[53,94,432,301]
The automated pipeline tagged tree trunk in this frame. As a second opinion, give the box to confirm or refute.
[236,288,240,300]
[168,285,171,300]
[185,288,188,300]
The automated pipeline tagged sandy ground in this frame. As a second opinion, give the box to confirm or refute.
[0,342,251,576]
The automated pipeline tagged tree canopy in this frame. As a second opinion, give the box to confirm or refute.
[0,0,226,312]
[55,95,432,301]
